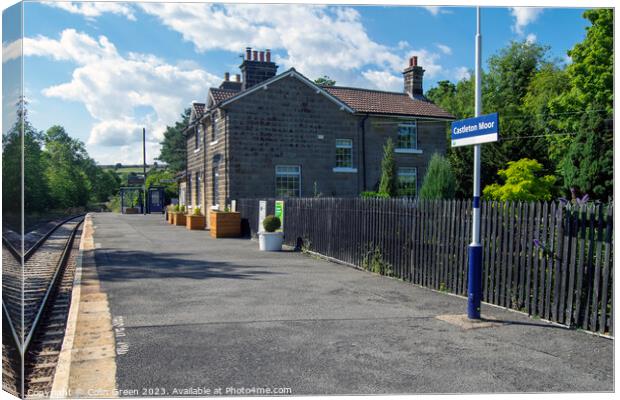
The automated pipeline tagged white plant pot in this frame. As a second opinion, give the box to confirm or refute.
[259,231,283,251]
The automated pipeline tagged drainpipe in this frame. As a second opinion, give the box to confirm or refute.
[360,113,369,191]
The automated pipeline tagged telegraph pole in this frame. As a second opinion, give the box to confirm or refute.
[468,7,483,319]
[143,127,147,215]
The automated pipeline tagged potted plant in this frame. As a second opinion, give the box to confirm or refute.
[186,206,206,230]
[166,204,176,223]
[209,206,241,238]
[259,215,283,251]
[173,204,186,226]
[125,191,140,214]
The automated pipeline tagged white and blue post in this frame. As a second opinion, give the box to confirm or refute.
[467,7,483,320]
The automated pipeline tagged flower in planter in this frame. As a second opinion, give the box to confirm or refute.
[193,206,202,216]
[262,215,281,232]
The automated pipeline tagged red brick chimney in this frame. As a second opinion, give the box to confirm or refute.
[403,55,424,97]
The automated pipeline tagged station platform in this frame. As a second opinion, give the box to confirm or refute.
[66,212,612,395]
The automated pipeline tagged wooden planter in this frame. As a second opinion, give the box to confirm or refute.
[167,211,175,224]
[186,214,206,230]
[125,207,139,214]
[209,212,241,238]
[173,212,186,226]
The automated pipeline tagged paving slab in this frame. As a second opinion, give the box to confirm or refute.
[91,213,613,395]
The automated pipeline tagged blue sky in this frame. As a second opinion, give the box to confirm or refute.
[2,2,591,164]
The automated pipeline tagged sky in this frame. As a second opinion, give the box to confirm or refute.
[2,2,592,165]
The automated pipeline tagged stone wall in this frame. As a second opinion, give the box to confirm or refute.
[225,76,361,199]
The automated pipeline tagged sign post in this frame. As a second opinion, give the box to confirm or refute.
[258,200,267,233]
[274,201,284,232]
[450,7,500,320]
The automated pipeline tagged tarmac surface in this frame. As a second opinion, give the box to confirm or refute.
[91,213,613,395]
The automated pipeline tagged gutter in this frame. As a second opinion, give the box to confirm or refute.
[360,113,369,191]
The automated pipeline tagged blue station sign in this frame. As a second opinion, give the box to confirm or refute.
[451,112,499,147]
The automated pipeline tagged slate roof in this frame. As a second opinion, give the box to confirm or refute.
[210,88,239,105]
[322,86,454,119]
[206,73,454,120]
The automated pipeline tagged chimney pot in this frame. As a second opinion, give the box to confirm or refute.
[412,56,418,67]
[252,50,258,61]
[246,47,251,60]
[266,49,271,62]
[235,74,240,82]
[259,51,265,62]
[224,72,230,81]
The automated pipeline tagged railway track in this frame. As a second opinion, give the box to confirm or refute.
[2,215,85,398]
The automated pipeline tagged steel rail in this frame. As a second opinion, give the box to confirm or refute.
[1,215,85,356]
[22,216,83,353]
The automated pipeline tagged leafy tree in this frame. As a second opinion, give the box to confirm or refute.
[43,125,91,208]
[90,168,120,203]
[522,64,570,164]
[558,105,612,200]
[314,76,336,86]
[483,158,556,201]
[427,41,554,198]
[419,153,456,200]
[157,108,190,172]
[548,9,613,200]
[145,168,177,203]
[378,138,397,197]
[2,99,49,214]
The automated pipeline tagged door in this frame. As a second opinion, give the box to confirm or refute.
[148,188,164,213]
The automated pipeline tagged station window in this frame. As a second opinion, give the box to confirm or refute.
[275,165,301,198]
[397,122,417,149]
[397,167,417,197]
[187,176,192,206]
[196,171,202,207]
[211,116,217,142]
[335,139,353,168]
[194,125,201,150]
[212,156,221,206]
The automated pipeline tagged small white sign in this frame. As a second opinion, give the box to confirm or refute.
[258,200,267,233]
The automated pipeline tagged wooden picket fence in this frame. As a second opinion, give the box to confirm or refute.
[237,197,613,335]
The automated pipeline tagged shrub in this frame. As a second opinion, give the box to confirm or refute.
[378,138,397,197]
[180,205,186,213]
[419,153,456,200]
[483,158,556,201]
[262,215,281,232]
[173,204,180,212]
[360,191,389,198]
[193,206,202,216]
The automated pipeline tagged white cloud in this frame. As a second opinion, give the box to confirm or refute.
[526,33,537,44]
[44,1,136,21]
[25,29,220,161]
[510,7,543,35]
[422,7,451,16]
[88,119,144,146]
[453,66,471,81]
[139,3,442,90]
[2,39,21,63]
[435,43,452,55]
[361,70,401,92]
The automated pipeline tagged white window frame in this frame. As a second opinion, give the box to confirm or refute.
[275,165,301,198]
[397,167,418,197]
[334,138,356,172]
[395,121,421,153]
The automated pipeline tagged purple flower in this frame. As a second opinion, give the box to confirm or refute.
[533,239,541,248]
